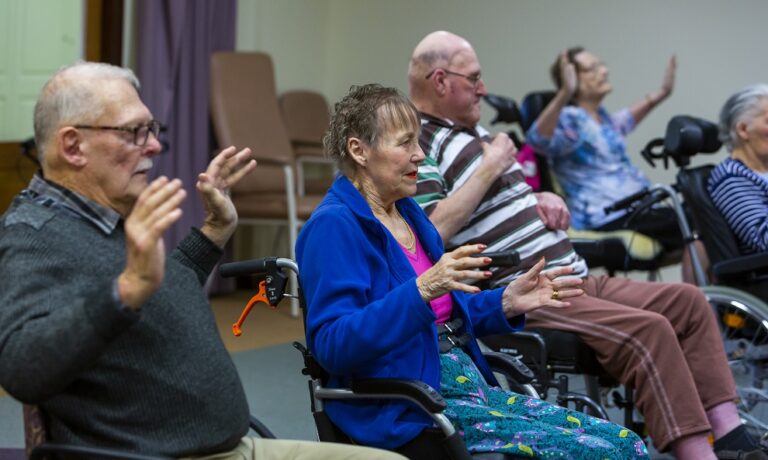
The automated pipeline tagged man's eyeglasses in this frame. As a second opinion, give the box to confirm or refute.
[74,120,164,146]
[425,68,483,87]
[577,61,606,74]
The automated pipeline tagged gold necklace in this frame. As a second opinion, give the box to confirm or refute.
[396,211,416,251]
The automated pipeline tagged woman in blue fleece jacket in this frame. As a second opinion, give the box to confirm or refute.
[296,84,648,459]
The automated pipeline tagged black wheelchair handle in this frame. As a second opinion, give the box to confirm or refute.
[219,257,298,278]
[219,251,517,278]
[603,187,650,214]
[472,250,520,268]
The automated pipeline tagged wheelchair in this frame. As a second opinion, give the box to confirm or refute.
[219,254,543,460]
[625,114,768,435]
[545,113,768,436]
[479,96,768,439]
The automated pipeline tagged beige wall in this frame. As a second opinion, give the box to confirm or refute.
[237,0,330,94]
[238,0,766,185]
[236,0,767,279]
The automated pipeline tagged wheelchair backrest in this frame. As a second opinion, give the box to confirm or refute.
[675,165,742,267]
[519,91,555,132]
[519,90,558,194]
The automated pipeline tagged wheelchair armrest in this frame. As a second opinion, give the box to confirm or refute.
[30,443,171,460]
[712,252,768,280]
[570,238,606,258]
[482,351,535,384]
[351,379,446,413]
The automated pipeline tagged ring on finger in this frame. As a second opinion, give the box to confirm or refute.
[551,290,560,300]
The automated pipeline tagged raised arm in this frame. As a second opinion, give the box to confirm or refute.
[197,146,256,248]
[533,51,577,139]
[118,176,186,309]
[426,133,517,242]
[629,55,676,126]
[0,176,185,401]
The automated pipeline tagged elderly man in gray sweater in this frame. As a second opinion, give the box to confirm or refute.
[0,62,401,460]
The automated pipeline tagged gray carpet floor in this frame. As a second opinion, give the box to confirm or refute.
[0,342,672,458]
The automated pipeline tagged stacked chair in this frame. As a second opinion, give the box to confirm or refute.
[209,52,330,316]
[278,89,335,196]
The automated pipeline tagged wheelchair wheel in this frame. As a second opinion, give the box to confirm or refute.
[702,285,768,435]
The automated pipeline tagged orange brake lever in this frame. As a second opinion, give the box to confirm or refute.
[232,280,275,336]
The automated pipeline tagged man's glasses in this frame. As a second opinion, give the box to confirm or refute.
[425,68,483,87]
[577,61,606,74]
[74,120,164,146]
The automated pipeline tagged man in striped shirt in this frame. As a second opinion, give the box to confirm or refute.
[407,31,765,459]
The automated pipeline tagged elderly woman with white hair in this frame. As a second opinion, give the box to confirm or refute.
[708,84,768,255]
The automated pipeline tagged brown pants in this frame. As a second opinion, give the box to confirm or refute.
[525,275,736,452]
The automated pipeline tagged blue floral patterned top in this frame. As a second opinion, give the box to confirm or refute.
[527,106,650,229]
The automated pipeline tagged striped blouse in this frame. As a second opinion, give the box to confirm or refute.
[707,157,768,254]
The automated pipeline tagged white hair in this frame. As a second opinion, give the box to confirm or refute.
[719,83,768,152]
[33,61,140,161]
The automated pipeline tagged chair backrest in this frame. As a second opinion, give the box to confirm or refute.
[278,90,334,195]
[518,90,558,196]
[675,164,741,267]
[210,51,294,194]
[279,90,330,156]
[519,90,556,132]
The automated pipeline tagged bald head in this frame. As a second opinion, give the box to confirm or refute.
[408,31,486,128]
[34,62,140,165]
[408,31,472,98]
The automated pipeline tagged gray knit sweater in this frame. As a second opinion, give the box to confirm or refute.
[0,194,250,456]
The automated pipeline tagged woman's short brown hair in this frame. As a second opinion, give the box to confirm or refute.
[324,83,420,175]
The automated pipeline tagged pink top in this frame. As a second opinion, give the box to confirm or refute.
[399,227,453,324]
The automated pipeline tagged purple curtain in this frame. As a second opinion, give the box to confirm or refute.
[135,0,237,292]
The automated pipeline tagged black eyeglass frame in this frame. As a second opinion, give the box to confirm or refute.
[424,68,483,86]
[74,120,164,146]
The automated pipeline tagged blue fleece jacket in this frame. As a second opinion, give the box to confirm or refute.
[296,175,524,449]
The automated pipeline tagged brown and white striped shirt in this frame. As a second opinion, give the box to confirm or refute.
[414,112,587,286]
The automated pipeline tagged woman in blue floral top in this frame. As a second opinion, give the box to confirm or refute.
[526,48,679,249]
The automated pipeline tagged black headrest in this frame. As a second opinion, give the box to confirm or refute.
[483,94,522,125]
[520,91,556,132]
[663,115,721,160]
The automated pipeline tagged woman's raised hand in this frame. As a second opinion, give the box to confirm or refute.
[660,55,676,99]
[500,258,584,318]
[416,244,491,301]
[559,51,577,100]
